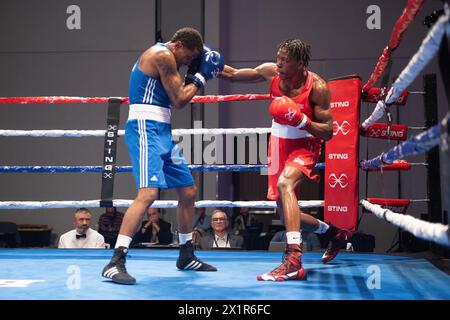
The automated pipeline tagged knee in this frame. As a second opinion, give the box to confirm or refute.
[277,178,294,195]
[135,188,158,206]
[179,185,196,204]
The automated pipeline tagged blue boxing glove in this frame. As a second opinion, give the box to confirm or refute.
[192,50,224,89]
[184,46,211,86]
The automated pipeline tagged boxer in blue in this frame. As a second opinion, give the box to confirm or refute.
[102,27,224,284]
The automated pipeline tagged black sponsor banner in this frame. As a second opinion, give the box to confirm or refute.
[100,98,121,208]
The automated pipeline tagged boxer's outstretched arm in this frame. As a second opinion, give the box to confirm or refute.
[220,63,277,82]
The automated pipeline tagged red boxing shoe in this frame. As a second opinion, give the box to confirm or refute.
[322,225,351,264]
[257,244,307,282]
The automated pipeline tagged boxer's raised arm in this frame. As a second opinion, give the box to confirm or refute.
[154,50,198,109]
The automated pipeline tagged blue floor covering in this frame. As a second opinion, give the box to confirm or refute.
[0,249,448,300]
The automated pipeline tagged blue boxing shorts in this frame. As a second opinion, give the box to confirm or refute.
[125,119,194,189]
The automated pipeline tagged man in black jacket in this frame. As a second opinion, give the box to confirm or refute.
[133,208,173,245]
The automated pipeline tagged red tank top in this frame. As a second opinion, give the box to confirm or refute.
[269,71,315,121]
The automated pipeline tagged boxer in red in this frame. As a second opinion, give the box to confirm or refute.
[220,39,350,281]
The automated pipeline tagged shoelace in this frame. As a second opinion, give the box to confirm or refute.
[115,256,129,273]
[281,249,301,263]
[270,259,292,275]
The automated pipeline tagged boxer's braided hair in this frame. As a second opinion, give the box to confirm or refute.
[278,39,311,67]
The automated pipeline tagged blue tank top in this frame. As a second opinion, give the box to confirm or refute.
[129,43,171,108]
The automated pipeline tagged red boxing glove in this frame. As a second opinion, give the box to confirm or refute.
[269,96,311,129]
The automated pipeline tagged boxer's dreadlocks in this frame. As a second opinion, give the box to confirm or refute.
[278,39,311,67]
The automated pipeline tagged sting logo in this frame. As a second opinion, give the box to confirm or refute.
[333,121,351,135]
[328,173,349,188]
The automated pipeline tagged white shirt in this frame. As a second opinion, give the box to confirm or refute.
[58,228,105,249]
[213,234,230,248]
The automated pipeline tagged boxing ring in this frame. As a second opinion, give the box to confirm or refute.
[1,0,450,301]
[1,249,449,300]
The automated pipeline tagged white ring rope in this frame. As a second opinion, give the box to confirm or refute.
[362,12,450,129]
[385,13,450,105]
[361,100,387,130]
[0,200,324,210]
[361,200,450,247]
[0,128,272,138]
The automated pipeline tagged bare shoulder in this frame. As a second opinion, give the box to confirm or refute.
[154,47,178,77]
[311,72,330,94]
[255,63,277,80]
[152,47,174,66]
[140,46,175,76]
[310,72,331,105]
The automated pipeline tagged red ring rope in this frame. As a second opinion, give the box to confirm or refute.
[0,94,271,105]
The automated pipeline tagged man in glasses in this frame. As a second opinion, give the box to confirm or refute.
[198,210,244,250]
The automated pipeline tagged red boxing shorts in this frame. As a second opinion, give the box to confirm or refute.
[267,135,321,201]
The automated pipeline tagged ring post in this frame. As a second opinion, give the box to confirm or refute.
[325,75,361,231]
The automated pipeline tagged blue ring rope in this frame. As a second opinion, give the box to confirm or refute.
[0,163,325,173]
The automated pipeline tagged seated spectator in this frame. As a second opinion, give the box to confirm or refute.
[198,209,244,250]
[270,229,321,252]
[193,207,212,233]
[97,206,124,248]
[192,207,212,246]
[58,208,105,249]
[232,206,258,236]
[132,208,173,245]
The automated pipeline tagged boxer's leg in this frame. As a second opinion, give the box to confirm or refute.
[175,185,217,271]
[102,187,158,285]
[258,166,307,281]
